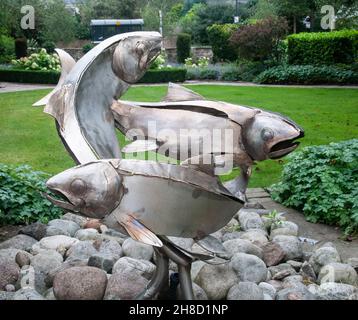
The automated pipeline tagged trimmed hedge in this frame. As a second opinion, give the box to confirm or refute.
[0,68,60,84]
[255,65,358,85]
[207,24,239,62]
[287,30,358,65]
[139,67,187,83]
[177,33,192,64]
[0,67,187,84]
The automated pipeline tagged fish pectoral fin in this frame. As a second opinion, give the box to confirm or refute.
[122,140,159,153]
[116,214,163,248]
[222,165,252,202]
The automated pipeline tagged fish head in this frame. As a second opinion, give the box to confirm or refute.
[44,161,123,219]
[242,111,304,161]
[112,31,162,84]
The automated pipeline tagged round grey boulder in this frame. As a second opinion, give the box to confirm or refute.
[47,219,80,237]
[272,235,302,261]
[32,235,79,256]
[0,235,37,252]
[53,266,107,300]
[230,253,267,283]
[238,211,264,231]
[309,246,341,274]
[239,229,268,247]
[112,257,156,280]
[316,282,357,300]
[223,239,263,259]
[0,256,20,290]
[61,212,88,228]
[75,228,101,241]
[195,264,238,300]
[258,282,276,299]
[318,262,357,285]
[19,223,47,241]
[227,282,264,300]
[122,238,153,261]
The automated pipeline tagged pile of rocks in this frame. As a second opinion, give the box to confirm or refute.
[0,210,357,300]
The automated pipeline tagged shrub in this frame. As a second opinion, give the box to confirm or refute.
[82,43,96,54]
[287,30,358,66]
[0,68,60,84]
[230,17,288,62]
[42,41,56,54]
[255,65,358,85]
[184,56,210,68]
[150,52,167,70]
[0,164,63,225]
[11,49,61,72]
[207,24,239,62]
[199,67,219,80]
[15,38,27,59]
[139,67,187,83]
[0,35,15,64]
[269,140,358,235]
[177,33,192,63]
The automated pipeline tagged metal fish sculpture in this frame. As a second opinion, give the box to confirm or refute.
[112,83,304,201]
[43,159,243,243]
[40,32,162,164]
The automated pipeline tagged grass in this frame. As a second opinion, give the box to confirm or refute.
[0,85,357,187]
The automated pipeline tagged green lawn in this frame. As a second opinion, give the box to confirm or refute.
[0,85,357,187]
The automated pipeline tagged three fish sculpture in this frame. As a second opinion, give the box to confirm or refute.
[34,32,304,300]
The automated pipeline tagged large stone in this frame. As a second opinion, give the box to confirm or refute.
[270,221,299,238]
[75,229,101,241]
[227,282,264,300]
[19,223,47,241]
[230,253,267,284]
[98,239,123,260]
[30,250,63,293]
[15,251,31,267]
[53,266,107,300]
[262,242,285,266]
[309,246,341,274]
[46,219,80,237]
[0,256,20,290]
[32,236,79,256]
[122,238,153,261]
[300,261,317,282]
[0,235,37,252]
[101,229,128,245]
[268,263,296,280]
[177,283,208,300]
[272,235,302,261]
[318,263,357,285]
[223,239,263,259]
[195,264,237,300]
[238,229,268,247]
[61,212,88,228]
[238,211,264,231]
[13,288,45,300]
[65,241,98,262]
[276,286,316,300]
[0,249,32,264]
[222,231,242,242]
[258,282,276,299]
[88,254,116,272]
[104,271,148,300]
[316,282,357,300]
[112,257,156,280]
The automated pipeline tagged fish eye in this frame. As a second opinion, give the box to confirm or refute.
[261,128,274,141]
[70,179,87,196]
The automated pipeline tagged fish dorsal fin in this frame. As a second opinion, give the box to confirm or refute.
[162,83,205,102]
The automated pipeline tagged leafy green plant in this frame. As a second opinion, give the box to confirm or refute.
[150,52,167,70]
[0,164,63,226]
[269,139,358,235]
[0,35,15,64]
[262,210,284,229]
[255,65,358,85]
[184,56,209,68]
[82,43,96,54]
[287,30,358,66]
[11,49,60,72]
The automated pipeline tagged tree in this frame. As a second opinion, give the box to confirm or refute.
[271,0,311,33]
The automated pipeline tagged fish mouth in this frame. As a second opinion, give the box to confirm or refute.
[269,131,304,159]
[42,189,80,212]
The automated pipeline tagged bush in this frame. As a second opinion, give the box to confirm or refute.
[42,41,56,54]
[15,38,27,59]
[199,67,219,80]
[269,140,358,235]
[255,65,358,85]
[82,43,96,54]
[287,30,358,66]
[11,49,61,72]
[150,52,167,70]
[0,35,15,64]
[0,68,60,84]
[207,24,239,62]
[177,33,192,63]
[139,67,187,83]
[0,164,63,225]
[230,17,288,62]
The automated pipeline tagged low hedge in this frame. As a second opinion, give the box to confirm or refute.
[255,65,358,85]
[0,67,187,84]
[287,30,358,65]
[0,68,60,84]
[139,67,187,83]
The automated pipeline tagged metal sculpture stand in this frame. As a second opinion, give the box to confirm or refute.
[136,241,195,300]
